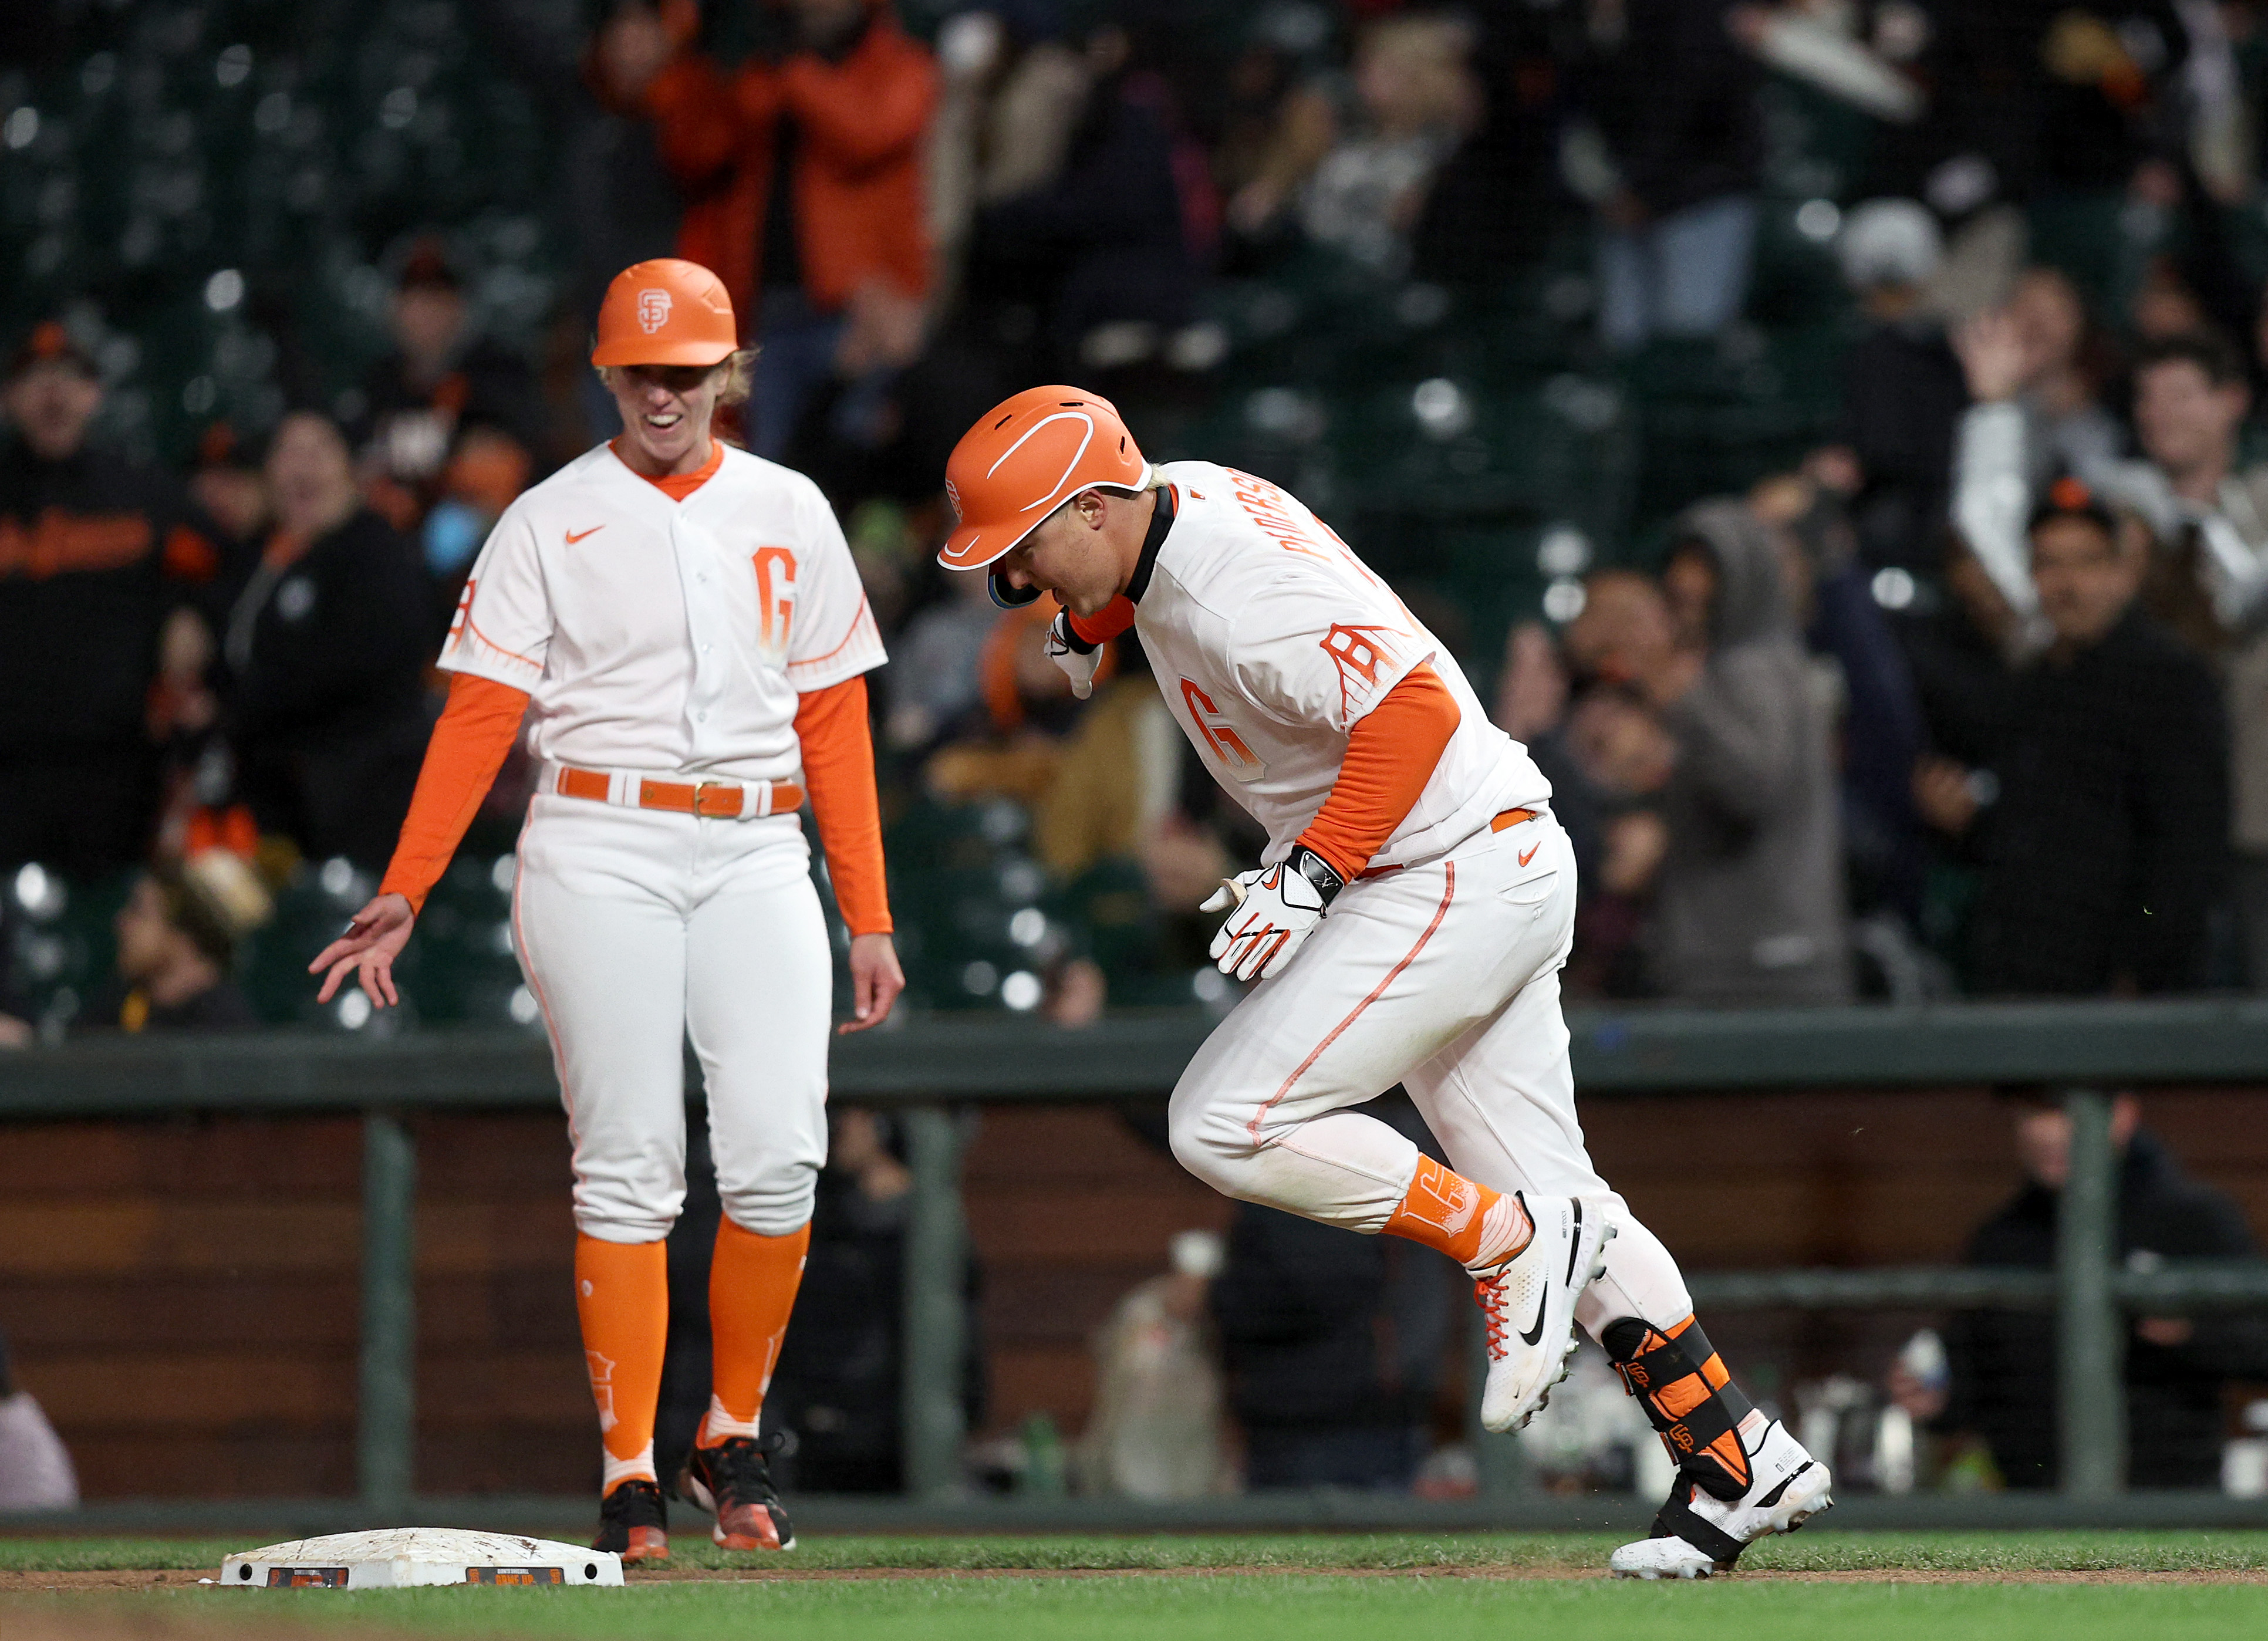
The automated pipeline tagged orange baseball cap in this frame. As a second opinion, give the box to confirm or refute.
[8,318,97,380]
[938,386,1150,571]
[590,258,738,367]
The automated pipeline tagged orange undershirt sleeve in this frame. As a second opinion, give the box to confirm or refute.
[377,673,532,915]
[794,674,893,936]
[1297,663,1461,883]
[1065,595,1136,647]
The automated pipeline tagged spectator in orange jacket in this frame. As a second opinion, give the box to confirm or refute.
[646,0,936,460]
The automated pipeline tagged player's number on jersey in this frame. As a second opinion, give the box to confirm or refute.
[752,547,796,654]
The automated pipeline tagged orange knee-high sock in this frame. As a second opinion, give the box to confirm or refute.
[1381,1155,1533,1271]
[700,1219,811,1447]
[575,1234,669,1495]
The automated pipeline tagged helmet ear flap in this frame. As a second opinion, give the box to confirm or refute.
[988,566,1042,610]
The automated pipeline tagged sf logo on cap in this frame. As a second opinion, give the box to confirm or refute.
[637,289,672,333]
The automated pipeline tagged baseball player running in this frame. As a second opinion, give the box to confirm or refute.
[311,258,900,1561]
[937,387,1830,1578]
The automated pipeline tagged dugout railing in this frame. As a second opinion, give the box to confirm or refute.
[5,1000,2268,1531]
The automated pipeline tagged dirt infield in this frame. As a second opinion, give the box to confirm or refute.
[12,1561,2268,1592]
[626,1564,2268,1585]
[3,1571,221,1592]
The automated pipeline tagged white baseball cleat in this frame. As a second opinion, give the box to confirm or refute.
[1609,1419,1833,1579]
[1473,1193,1615,1433]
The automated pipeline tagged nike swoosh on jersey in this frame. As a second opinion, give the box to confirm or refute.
[1518,844,1539,867]
[565,526,603,544]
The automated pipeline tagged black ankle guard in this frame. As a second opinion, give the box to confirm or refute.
[1602,1315,1757,1503]
[1653,1493,1749,1565]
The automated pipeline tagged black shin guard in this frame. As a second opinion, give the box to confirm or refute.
[1602,1314,1757,1505]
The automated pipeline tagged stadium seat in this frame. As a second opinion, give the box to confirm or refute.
[2,866,134,1034]
[885,796,1051,1012]
[1,1,563,463]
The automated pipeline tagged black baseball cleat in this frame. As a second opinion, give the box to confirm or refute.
[677,1434,797,1551]
[592,1476,670,1565]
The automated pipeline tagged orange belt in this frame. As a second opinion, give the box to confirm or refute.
[553,765,804,820]
[1356,807,1541,880]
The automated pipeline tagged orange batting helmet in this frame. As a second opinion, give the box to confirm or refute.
[939,386,1150,578]
[590,258,738,367]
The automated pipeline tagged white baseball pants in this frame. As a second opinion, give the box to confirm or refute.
[511,794,832,1243]
[1168,812,1694,1339]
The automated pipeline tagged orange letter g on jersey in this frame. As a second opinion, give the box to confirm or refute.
[751,547,797,654]
[1180,679,1263,778]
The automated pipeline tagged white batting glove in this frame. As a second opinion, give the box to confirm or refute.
[1201,847,1344,982]
[1046,611,1102,700]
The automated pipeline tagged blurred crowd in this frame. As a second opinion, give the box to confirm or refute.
[17,0,2268,1035]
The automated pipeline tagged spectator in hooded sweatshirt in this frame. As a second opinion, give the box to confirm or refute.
[1598,501,1851,1002]
[1750,474,1928,927]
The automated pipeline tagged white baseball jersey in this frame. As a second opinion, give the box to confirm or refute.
[443,442,885,781]
[1136,460,1549,871]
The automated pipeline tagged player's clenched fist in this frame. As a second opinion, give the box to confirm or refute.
[1045,610,1102,700]
[1201,846,1344,981]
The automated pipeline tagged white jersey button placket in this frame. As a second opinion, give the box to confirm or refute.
[672,514,733,771]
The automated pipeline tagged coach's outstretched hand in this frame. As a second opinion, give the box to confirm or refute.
[841,932,906,1035]
[309,892,416,1008]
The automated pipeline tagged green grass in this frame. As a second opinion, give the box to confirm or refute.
[8,1534,2268,1641]
[6,1529,2268,1574]
[12,1574,2268,1641]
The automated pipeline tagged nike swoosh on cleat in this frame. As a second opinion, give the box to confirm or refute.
[566,526,603,543]
[1518,1293,1547,1347]
[1564,1199,1585,1284]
